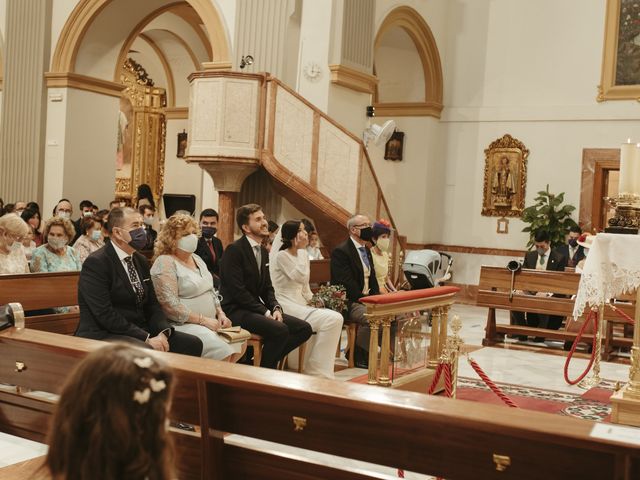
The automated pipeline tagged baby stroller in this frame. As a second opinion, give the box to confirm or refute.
[402,250,453,290]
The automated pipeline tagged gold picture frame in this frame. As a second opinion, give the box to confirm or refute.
[598,0,640,102]
[481,134,528,217]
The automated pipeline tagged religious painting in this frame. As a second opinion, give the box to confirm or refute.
[598,0,640,101]
[384,130,404,161]
[481,134,528,217]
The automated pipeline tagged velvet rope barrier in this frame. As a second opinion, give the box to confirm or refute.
[466,356,519,408]
[563,309,598,386]
[427,362,445,395]
[607,302,635,324]
[443,363,453,398]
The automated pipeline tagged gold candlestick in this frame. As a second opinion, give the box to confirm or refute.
[622,287,640,398]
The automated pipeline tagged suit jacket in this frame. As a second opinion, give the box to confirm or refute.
[195,236,224,277]
[141,225,157,252]
[523,248,567,272]
[330,238,379,303]
[557,244,585,268]
[219,236,279,315]
[76,240,171,341]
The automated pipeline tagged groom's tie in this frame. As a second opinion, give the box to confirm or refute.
[253,245,262,272]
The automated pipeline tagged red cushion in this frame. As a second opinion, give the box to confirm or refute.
[360,286,460,305]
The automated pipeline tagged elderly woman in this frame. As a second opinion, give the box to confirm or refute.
[73,215,105,263]
[370,219,396,293]
[150,214,245,362]
[31,216,81,273]
[0,213,30,274]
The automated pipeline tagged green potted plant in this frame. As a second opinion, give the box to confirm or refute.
[521,185,579,249]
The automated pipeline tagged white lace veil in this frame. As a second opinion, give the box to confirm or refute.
[269,229,284,274]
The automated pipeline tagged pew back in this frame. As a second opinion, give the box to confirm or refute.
[0,272,80,335]
[1,328,639,480]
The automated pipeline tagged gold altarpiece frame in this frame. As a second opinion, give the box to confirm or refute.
[481,134,528,217]
[116,57,166,204]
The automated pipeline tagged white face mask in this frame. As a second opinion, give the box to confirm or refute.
[376,237,391,252]
[143,216,154,226]
[57,211,71,220]
[177,233,198,253]
[48,236,68,250]
[91,230,102,242]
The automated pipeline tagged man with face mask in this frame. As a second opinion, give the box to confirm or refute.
[195,208,224,288]
[557,225,585,268]
[53,199,73,220]
[330,214,381,368]
[75,207,203,357]
[510,230,567,341]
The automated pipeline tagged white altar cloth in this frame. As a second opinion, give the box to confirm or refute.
[573,233,640,318]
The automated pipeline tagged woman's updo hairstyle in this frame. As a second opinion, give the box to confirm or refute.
[279,220,301,251]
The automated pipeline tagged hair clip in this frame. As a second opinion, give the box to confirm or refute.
[133,357,153,369]
[149,378,166,393]
[133,388,151,404]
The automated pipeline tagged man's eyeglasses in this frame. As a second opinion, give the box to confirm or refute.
[353,224,371,229]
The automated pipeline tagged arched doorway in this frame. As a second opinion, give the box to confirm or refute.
[373,6,443,118]
[43,0,231,214]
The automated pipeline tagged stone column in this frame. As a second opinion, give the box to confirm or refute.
[200,162,258,247]
[0,0,52,203]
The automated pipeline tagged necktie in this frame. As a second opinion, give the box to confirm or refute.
[253,245,262,272]
[539,254,545,266]
[358,247,370,269]
[207,239,216,261]
[124,256,145,304]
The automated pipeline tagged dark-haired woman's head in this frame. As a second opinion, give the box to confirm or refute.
[21,208,41,233]
[46,344,175,480]
[279,220,307,251]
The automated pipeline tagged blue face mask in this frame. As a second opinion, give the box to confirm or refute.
[91,230,102,242]
[127,227,147,250]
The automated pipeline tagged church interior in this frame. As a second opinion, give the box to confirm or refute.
[1,0,640,478]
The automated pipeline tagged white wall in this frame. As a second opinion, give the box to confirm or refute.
[43,88,119,217]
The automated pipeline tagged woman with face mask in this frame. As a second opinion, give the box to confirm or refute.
[150,213,246,362]
[370,219,396,294]
[0,213,30,274]
[30,216,81,274]
[73,215,105,264]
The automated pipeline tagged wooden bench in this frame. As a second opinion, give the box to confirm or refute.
[1,327,640,479]
[478,266,634,359]
[0,272,80,335]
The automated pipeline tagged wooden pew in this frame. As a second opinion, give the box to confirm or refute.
[478,266,634,359]
[309,258,330,287]
[0,272,80,335]
[1,327,639,479]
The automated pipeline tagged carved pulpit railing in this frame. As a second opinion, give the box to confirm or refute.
[184,72,404,282]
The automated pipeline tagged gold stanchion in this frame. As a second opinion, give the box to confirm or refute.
[367,315,379,385]
[449,315,463,399]
[578,303,604,389]
[428,307,442,368]
[378,316,392,386]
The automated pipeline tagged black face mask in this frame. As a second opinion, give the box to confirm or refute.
[358,227,373,242]
[202,226,217,239]
[568,238,578,248]
[127,227,147,251]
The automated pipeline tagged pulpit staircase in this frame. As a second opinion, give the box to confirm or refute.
[185,71,403,280]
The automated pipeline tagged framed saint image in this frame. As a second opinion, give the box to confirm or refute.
[598,0,640,101]
[481,134,528,217]
[384,131,404,161]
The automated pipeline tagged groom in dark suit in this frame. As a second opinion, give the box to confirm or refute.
[219,204,312,368]
[330,214,380,368]
[76,207,203,357]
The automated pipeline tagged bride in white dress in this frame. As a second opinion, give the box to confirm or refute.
[270,220,343,379]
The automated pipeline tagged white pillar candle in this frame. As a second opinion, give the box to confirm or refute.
[619,140,635,196]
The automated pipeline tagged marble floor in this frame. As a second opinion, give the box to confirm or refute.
[1,303,637,479]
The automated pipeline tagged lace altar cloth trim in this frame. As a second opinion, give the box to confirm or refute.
[573,233,640,318]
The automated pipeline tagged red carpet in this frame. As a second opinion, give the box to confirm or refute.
[348,372,616,422]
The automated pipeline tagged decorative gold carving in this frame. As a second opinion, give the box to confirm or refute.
[367,314,380,385]
[116,57,166,203]
[292,416,307,432]
[493,454,511,472]
[165,107,189,119]
[373,6,444,119]
[482,134,528,217]
[328,64,378,94]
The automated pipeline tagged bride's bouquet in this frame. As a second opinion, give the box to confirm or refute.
[310,284,347,313]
